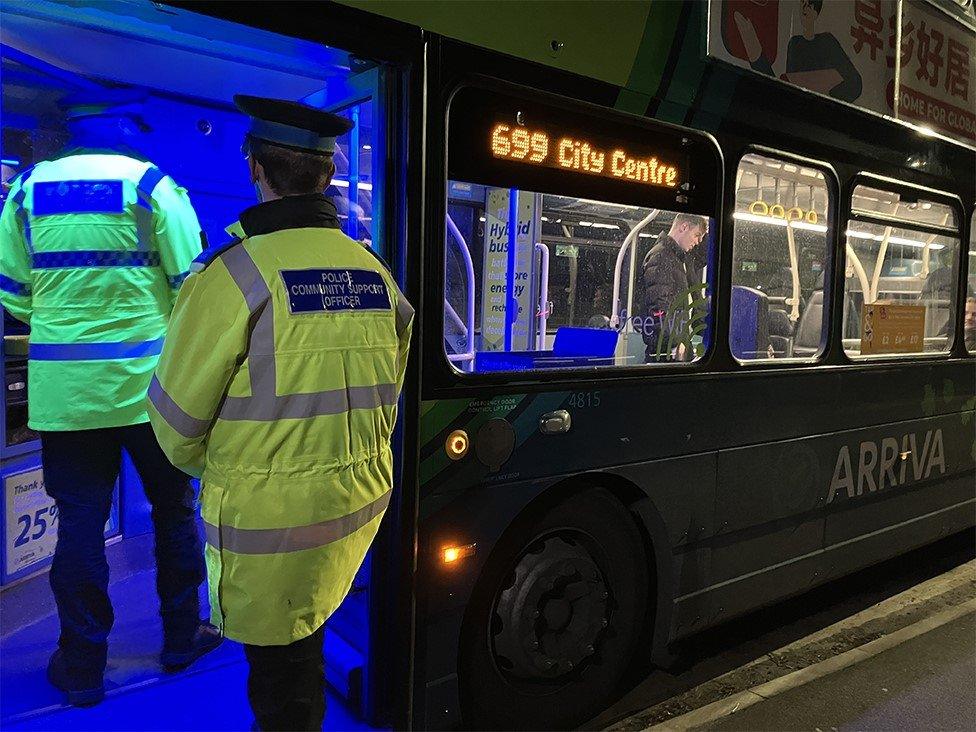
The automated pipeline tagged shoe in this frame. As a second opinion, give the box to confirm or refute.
[47,649,105,707]
[160,622,223,671]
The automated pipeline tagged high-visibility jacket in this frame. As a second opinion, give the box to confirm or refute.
[147,195,413,646]
[0,150,202,431]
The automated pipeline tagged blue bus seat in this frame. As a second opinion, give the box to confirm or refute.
[552,326,618,358]
[730,285,771,360]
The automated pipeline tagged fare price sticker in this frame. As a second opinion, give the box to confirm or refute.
[860,302,926,355]
[4,466,57,577]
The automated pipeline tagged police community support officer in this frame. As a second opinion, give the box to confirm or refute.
[0,89,221,706]
[147,96,414,730]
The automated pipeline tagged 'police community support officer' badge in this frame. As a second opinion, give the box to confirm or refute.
[280,269,391,314]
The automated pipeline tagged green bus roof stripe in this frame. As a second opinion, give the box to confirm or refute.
[618,0,683,104]
[654,2,707,124]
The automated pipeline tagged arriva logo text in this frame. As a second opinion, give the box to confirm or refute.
[827,429,945,504]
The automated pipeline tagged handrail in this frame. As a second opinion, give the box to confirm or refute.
[920,212,951,279]
[785,222,802,322]
[610,210,659,328]
[535,242,551,349]
[445,214,476,367]
[846,242,872,303]
[869,225,894,304]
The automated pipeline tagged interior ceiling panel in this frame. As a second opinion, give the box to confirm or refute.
[0,0,349,105]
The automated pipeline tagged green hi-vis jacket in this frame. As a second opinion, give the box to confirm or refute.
[0,151,202,431]
[147,195,413,646]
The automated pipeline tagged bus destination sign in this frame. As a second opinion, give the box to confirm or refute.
[490,123,681,189]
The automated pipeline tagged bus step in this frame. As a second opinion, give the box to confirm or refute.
[325,628,364,707]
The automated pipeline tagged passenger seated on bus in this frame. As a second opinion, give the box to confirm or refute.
[965,296,976,352]
[640,214,708,362]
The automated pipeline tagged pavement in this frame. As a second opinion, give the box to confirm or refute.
[705,610,975,732]
[607,546,976,732]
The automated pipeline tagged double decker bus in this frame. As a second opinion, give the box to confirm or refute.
[1,1,973,729]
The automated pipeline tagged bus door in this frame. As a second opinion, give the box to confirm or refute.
[319,63,404,724]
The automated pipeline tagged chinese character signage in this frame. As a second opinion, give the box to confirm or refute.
[897,0,974,141]
[709,0,975,143]
[860,302,926,354]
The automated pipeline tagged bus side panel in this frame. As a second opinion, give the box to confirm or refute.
[611,454,717,638]
[688,411,974,629]
[822,410,976,576]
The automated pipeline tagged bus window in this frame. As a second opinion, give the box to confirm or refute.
[967,210,976,354]
[843,184,960,357]
[444,86,719,374]
[730,153,831,361]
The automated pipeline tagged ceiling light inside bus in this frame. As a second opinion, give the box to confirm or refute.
[845,230,944,249]
[577,221,593,227]
[590,223,620,230]
[733,212,828,233]
[330,179,373,191]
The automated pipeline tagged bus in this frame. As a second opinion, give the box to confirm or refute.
[0,0,973,729]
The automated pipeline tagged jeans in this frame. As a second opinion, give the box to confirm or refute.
[244,625,326,731]
[41,423,205,673]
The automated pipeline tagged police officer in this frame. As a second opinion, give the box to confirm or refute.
[147,96,413,730]
[0,89,220,706]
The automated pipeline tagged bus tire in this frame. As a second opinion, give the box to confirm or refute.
[459,487,648,730]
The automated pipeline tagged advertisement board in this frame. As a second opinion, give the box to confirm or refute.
[709,0,975,143]
[2,462,120,585]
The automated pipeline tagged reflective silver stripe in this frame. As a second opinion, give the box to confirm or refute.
[220,244,269,315]
[393,284,414,338]
[205,490,390,555]
[148,375,210,438]
[220,383,397,422]
[217,243,399,422]
[219,244,274,397]
[205,521,220,550]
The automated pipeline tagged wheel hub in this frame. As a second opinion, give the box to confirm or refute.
[491,535,610,682]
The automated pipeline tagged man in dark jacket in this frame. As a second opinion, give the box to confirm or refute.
[640,213,708,362]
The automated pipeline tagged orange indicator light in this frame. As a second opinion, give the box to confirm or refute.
[445,429,469,460]
[442,543,477,565]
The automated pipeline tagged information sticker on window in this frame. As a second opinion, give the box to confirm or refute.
[860,302,926,355]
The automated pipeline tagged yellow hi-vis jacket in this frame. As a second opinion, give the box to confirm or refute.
[147,196,413,645]
[0,151,202,430]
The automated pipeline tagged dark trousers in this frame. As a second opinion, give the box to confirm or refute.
[41,423,205,673]
[244,625,326,731]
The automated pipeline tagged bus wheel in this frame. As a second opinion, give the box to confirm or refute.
[459,488,648,730]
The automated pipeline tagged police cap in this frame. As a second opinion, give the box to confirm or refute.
[59,88,147,122]
[235,95,353,155]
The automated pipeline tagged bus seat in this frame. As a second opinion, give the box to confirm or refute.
[553,326,618,358]
[793,290,824,357]
[768,308,793,357]
[730,285,771,360]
